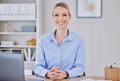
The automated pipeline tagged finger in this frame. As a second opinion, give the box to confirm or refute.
[53,70,61,74]
[50,67,56,72]
[48,72,57,79]
[49,76,57,80]
[53,66,61,71]
[55,66,61,69]
[49,71,64,80]
[47,70,57,78]
[50,66,61,72]
[56,75,64,80]
[56,72,66,79]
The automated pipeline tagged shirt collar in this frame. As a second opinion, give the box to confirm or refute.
[65,30,73,42]
[49,29,73,42]
[49,30,56,42]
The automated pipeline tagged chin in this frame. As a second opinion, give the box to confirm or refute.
[58,26,66,29]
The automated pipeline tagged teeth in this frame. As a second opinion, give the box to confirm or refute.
[59,23,63,24]
[57,22,64,25]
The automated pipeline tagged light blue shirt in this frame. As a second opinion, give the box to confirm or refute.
[34,30,85,78]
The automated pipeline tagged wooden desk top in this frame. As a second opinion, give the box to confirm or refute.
[25,75,104,81]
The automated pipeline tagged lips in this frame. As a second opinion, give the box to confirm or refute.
[57,22,65,25]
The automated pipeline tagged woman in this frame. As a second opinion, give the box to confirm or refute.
[34,2,85,80]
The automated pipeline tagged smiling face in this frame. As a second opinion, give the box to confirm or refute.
[52,6,71,30]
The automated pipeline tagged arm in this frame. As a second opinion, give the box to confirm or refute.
[33,37,48,77]
[66,39,85,77]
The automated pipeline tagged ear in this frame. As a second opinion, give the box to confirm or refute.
[69,15,71,19]
[52,14,54,18]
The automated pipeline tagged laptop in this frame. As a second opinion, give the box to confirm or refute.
[0,53,43,81]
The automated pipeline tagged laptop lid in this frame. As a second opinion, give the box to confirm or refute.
[0,54,25,81]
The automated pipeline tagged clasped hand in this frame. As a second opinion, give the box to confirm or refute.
[46,66,67,80]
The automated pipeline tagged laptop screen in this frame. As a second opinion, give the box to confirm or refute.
[0,54,25,81]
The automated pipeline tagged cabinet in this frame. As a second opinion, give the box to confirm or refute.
[0,0,42,62]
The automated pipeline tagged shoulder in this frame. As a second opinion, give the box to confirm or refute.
[70,32,85,47]
[70,31,84,41]
[39,32,53,42]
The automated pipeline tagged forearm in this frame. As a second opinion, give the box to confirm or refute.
[66,66,85,78]
[34,65,49,77]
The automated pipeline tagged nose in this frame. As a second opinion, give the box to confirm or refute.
[58,15,64,20]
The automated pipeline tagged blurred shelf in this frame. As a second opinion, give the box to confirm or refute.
[0,45,36,48]
[0,32,36,35]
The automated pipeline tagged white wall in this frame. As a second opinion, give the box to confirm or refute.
[42,0,120,76]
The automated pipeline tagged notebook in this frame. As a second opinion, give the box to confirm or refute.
[0,53,43,81]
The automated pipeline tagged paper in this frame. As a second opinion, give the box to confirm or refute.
[81,78,112,81]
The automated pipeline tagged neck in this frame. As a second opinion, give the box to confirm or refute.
[54,29,68,45]
[56,29,68,37]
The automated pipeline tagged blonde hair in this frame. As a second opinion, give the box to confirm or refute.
[53,2,71,16]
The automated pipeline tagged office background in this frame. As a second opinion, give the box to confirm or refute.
[42,0,120,76]
[0,0,120,76]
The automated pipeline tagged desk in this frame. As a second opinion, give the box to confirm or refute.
[25,75,104,81]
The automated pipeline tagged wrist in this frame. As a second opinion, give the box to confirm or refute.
[45,72,49,78]
[64,71,69,79]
